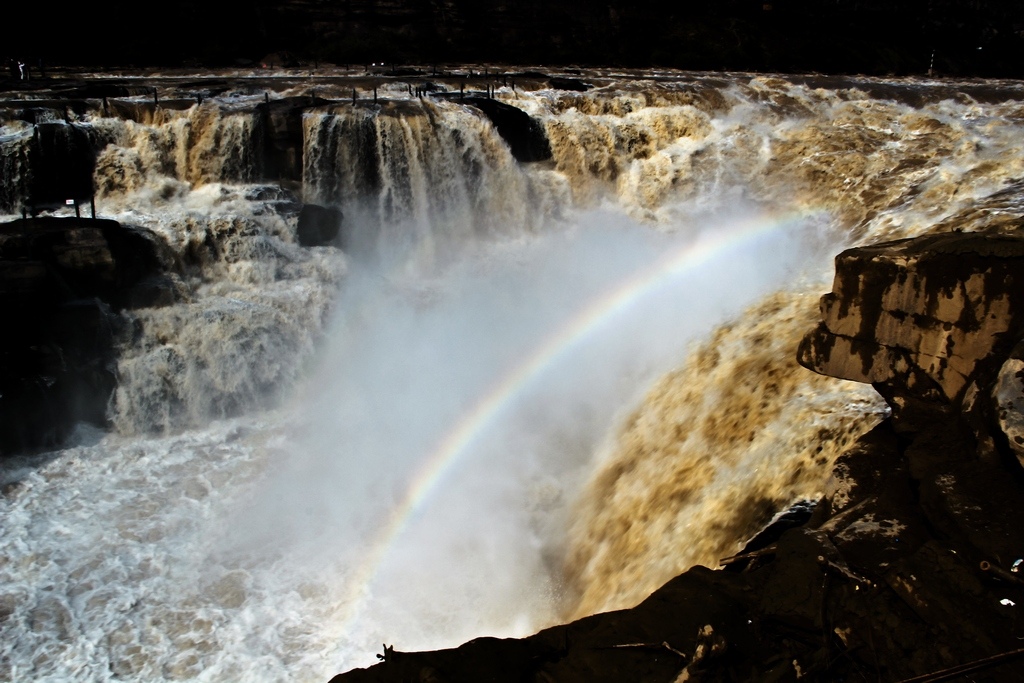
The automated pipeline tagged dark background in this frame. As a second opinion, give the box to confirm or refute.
[4,0,1024,77]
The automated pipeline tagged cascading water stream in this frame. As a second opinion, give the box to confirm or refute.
[1,72,1024,682]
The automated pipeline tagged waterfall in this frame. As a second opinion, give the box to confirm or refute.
[1,71,1023,681]
[302,100,569,269]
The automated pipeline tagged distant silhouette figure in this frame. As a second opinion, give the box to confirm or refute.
[18,60,26,80]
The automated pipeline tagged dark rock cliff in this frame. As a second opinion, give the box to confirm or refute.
[0,218,173,455]
[328,230,1024,682]
[463,97,551,163]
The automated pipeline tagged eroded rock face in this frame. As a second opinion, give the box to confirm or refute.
[799,232,1024,407]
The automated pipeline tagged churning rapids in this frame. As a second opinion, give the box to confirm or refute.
[3,68,1024,681]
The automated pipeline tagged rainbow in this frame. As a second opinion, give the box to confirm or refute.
[331,208,819,638]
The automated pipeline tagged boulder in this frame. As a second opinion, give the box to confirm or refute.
[0,217,169,308]
[296,204,342,247]
[798,232,1024,411]
[993,340,1024,465]
[548,77,590,92]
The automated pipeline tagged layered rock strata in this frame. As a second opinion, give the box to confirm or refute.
[798,232,1024,417]
[329,231,1024,682]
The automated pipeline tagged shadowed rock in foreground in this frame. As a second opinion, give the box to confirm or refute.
[329,230,1024,682]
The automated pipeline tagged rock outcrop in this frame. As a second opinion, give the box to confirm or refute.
[328,230,1024,682]
[463,97,552,163]
[24,122,97,214]
[547,77,590,92]
[0,217,173,455]
[798,232,1024,417]
[297,204,343,248]
[257,95,330,184]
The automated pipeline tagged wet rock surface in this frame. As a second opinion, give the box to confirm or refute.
[257,95,331,184]
[463,97,552,163]
[0,217,170,455]
[329,231,1024,682]
[297,204,343,248]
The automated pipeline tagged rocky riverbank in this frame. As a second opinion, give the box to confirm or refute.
[329,229,1024,682]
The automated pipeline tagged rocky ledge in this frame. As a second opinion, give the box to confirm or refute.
[329,230,1024,682]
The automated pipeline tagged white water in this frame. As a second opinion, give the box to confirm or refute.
[0,209,833,681]
[2,71,1024,681]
